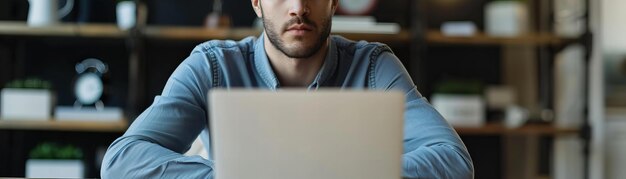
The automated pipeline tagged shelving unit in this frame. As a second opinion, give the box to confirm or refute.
[0,20,133,177]
[410,0,593,178]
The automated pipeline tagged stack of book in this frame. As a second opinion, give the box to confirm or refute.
[331,16,400,34]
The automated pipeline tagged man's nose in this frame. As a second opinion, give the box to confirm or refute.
[288,0,309,17]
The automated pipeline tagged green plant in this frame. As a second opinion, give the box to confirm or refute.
[29,143,83,160]
[4,78,52,89]
[433,80,483,95]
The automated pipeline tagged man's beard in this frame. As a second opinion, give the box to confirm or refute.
[262,13,332,59]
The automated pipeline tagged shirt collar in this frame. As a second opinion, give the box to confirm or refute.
[253,33,338,90]
[253,33,280,90]
[308,38,337,90]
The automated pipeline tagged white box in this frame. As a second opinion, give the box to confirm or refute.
[26,159,84,178]
[441,21,477,37]
[431,94,485,127]
[485,1,529,37]
[1,88,53,120]
[55,106,124,121]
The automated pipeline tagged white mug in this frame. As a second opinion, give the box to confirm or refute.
[27,0,74,27]
[116,1,136,30]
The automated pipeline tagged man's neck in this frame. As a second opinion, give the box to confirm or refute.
[263,35,329,87]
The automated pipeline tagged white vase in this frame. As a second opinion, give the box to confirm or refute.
[485,1,529,37]
[116,1,136,30]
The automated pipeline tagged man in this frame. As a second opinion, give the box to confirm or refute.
[101,0,474,178]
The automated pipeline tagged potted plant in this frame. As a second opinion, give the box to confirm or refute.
[26,142,84,178]
[430,80,486,127]
[1,78,54,120]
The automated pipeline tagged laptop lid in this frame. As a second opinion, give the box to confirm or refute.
[208,89,404,179]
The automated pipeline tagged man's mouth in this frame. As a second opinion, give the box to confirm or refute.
[286,24,313,31]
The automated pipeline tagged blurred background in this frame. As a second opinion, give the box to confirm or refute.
[0,0,623,178]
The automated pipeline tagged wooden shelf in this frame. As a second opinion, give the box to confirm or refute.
[0,21,411,43]
[336,30,411,43]
[143,26,260,40]
[426,30,574,46]
[143,26,412,43]
[0,21,127,38]
[454,122,579,136]
[0,119,128,132]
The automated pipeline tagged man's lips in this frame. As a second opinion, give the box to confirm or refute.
[286,24,313,31]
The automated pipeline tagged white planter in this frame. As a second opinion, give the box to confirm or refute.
[485,1,529,37]
[431,94,485,127]
[26,159,84,178]
[1,88,53,120]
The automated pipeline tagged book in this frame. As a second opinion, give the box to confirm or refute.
[331,15,400,34]
[54,106,123,121]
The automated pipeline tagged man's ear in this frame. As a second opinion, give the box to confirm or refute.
[251,0,262,18]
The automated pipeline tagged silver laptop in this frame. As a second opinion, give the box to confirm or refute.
[208,89,404,179]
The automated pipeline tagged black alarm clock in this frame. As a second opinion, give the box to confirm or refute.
[73,58,108,108]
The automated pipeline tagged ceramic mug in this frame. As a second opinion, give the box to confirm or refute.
[27,0,74,27]
[116,1,136,30]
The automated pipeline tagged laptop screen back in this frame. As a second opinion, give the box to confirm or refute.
[209,89,404,179]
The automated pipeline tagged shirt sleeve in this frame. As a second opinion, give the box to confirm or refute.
[101,47,215,179]
[374,52,474,178]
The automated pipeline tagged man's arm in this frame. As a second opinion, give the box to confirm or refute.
[374,52,474,178]
[101,48,215,178]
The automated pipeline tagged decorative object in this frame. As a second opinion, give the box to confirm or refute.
[431,80,485,127]
[441,21,477,37]
[554,0,585,37]
[504,105,529,128]
[26,143,84,178]
[205,0,231,28]
[337,0,378,15]
[116,0,136,30]
[73,58,107,109]
[485,0,529,37]
[485,86,516,110]
[27,0,74,27]
[1,78,54,120]
[554,45,584,128]
[54,58,124,121]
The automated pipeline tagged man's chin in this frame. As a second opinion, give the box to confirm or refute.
[282,46,319,59]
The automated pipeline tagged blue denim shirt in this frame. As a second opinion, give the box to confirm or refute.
[101,34,474,178]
